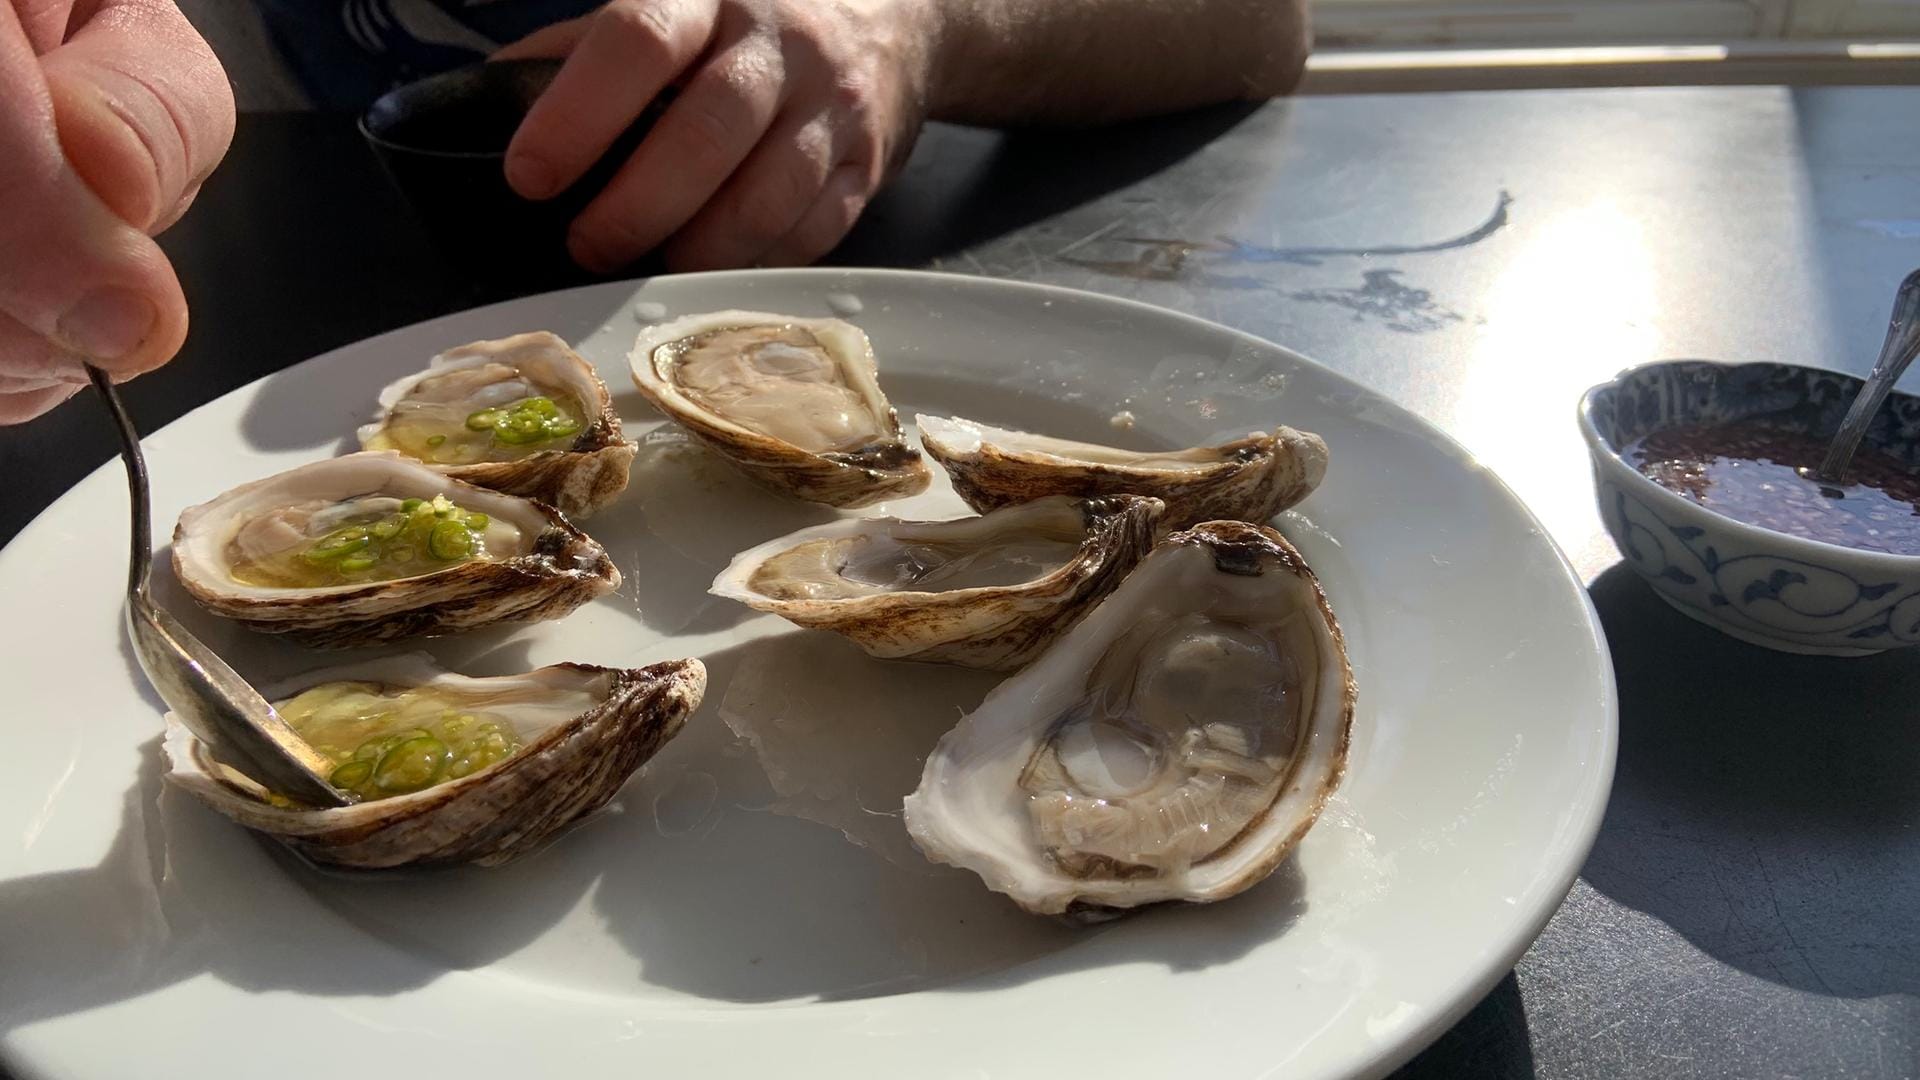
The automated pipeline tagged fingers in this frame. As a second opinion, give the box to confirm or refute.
[489,15,592,61]
[0,383,81,424]
[0,3,190,385]
[662,109,837,271]
[759,163,870,267]
[503,0,719,200]
[0,307,84,423]
[39,0,236,230]
[568,30,786,271]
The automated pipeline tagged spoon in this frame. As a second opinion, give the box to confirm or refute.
[1814,268,1920,483]
[86,364,351,807]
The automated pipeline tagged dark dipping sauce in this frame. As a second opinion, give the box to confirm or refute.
[1626,422,1920,555]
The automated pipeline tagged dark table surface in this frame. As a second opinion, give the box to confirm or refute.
[3,86,1917,1079]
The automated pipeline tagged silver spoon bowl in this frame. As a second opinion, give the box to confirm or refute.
[87,365,350,807]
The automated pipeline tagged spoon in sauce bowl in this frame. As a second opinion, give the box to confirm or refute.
[1815,268,1920,484]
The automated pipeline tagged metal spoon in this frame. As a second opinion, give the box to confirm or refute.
[86,365,351,807]
[1814,269,1920,483]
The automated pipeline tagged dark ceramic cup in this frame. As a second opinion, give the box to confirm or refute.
[360,59,663,293]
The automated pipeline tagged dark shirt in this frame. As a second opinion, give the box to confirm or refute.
[255,0,601,110]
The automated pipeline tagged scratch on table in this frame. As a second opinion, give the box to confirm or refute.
[1584,1012,1637,1043]
[1016,235,1044,277]
[1052,218,1127,258]
[1755,853,1839,996]
[1062,189,1514,281]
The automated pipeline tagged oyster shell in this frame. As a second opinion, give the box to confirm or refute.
[173,451,619,647]
[630,310,930,507]
[357,332,635,519]
[916,414,1328,531]
[163,653,706,868]
[904,521,1354,915]
[711,495,1164,670]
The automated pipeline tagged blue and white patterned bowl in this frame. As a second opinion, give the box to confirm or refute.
[1579,359,1920,655]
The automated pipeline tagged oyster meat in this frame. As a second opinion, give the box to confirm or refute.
[173,451,619,647]
[711,495,1164,669]
[916,414,1328,531]
[358,332,635,518]
[904,521,1354,915]
[630,310,930,506]
[164,653,706,868]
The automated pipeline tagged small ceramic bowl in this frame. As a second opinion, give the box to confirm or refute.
[1579,358,1920,655]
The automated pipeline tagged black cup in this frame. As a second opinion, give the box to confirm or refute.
[361,59,663,294]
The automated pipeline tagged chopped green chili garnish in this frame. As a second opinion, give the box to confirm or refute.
[463,396,582,448]
[288,494,491,583]
[279,686,530,803]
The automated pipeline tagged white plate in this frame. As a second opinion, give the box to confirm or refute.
[0,270,1614,1080]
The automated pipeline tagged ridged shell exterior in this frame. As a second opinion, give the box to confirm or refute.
[711,495,1164,670]
[630,311,930,507]
[917,415,1328,531]
[903,520,1355,915]
[172,452,620,648]
[358,332,636,519]
[162,656,707,868]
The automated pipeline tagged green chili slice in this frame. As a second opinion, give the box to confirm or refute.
[371,735,450,794]
[428,518,475,560]
[329,760,374,790]
[304,526,372,563]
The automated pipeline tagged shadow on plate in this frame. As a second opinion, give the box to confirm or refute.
[5,625,1317,1028]
[0,731,599,1037]
[587,431,837,638]
[1578,562,1920,999]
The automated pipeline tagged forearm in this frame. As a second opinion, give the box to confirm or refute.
[923,0,1309,126]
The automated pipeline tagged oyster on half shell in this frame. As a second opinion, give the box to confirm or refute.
[173,451,619,647]
[917,414,1328,531]
[630,310,930,507]
[903,521,1354,915]
[358,332,635,519]
[711,495,1164,670]
[163,653,706,868]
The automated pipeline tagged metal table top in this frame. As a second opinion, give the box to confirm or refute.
[2,85,1915,1078]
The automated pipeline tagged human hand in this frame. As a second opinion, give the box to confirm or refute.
[0,0,234,423]
[495,0,934,273]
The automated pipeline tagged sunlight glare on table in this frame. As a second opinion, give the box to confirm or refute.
[1456,200,1662,559]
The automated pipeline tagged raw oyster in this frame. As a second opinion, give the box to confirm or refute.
[163,653,706,868]
[916,414,1328,531]
[358,332,635,518]
[904,521,1353,915]
[711,495,1164,670]
[630,310,930,507]
[172,451,619,647]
